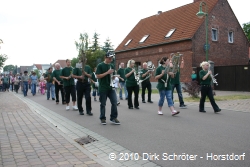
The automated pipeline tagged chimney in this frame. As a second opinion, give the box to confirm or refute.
[157,11,162,15]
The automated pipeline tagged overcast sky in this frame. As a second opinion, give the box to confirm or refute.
[0,0,249,69]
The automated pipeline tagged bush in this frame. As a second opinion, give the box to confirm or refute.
[182,81,201,98]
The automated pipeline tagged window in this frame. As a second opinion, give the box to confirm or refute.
[165,28,176,38]
[139,35,149,43]
[125,39,132,46]
[212,28,218,41]
[228,31,234,43]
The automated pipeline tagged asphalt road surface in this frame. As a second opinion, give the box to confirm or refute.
[24,91,250,167]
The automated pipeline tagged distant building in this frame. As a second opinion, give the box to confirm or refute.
[115,0,249,82]
[51,60,67,70]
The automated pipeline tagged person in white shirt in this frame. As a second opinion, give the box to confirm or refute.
[113,76,120,105]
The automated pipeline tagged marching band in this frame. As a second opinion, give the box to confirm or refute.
[16,52,221,125]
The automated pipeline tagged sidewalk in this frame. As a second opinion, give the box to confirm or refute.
[0,92,104,167]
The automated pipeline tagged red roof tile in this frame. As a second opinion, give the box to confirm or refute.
[52,60,67,68]
[115,0,218,52]
[34,64,42,70]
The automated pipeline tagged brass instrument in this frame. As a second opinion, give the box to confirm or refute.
[139,62,155,84]
[133,66,142,85]
[209,65,218,86]
[161,52,183,87]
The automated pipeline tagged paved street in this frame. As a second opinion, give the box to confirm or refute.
[1,90,250,167]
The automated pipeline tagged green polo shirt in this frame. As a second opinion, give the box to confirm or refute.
[95,62,114,93]
[44,72,53,83]
[155,65,171,91]
[117,68,126,82]
[199,70,211,85]
[140,69,150,82]
[170,71,180,85]
[60,67,75,86]
[125,67,137,87]
[52,69,63,84]
[73,65,92,82]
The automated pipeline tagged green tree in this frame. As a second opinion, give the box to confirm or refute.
[71,57,78,68]
[3,64,15,73]
[243,22,250,41]
[34,69,41,79]
[90,32,100,52]
[0,54,8,70]
[87,50,105,70]
[102,38,114,53]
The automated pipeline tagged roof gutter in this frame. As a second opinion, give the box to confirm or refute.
[115,38,192,53]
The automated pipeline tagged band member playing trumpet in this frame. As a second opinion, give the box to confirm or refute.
[60,59,78,111]
[72,58,93,116]
[140,62,153,103]
[96,52,120,125]
[155,57,180,116]
[125,59,139,109]
[199,61,221,113]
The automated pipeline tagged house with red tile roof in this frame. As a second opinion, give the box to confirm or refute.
[115,0,249,82]
[52,60,67,69]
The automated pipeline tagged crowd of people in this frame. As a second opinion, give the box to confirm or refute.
[0,53,221,125]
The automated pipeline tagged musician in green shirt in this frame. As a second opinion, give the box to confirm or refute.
[44,67,55,100]
[125,59,139,109]
[199,61,221,113]
[96,52,120,125]
[140,62,153,103]
[117,62,128,100]
[155,57,180,116]
[72,59,93,116]
[52,63,65,105]
[60,59,78,111]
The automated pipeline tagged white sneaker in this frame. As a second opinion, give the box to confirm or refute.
[73,105,78,111]
[172,110,180,116]
[66,106,70,111]
[158,111,163,115]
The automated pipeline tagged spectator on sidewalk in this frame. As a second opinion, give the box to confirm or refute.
[13,74,20,93]
[2,74,9,92]
[44,67,55,100]
[30,72,38,96]
[191,70,197,81]
[22,71,29,96]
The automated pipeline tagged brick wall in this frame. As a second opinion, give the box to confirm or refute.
[192,0,249,67]
[115,40,194,82]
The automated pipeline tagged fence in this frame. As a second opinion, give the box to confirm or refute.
[196,65,250,91]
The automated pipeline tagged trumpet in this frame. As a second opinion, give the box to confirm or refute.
[209,70,218,86]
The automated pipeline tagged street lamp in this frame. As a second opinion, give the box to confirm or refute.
[196,1,209,61]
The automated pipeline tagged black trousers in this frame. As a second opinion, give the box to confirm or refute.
[55,83,65,103]
[141,81,152,101]
[14,84,19,93]
[64,85,76,104]
[126,85,139,108]
[199,85,219,111]
[76,81,92,113]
